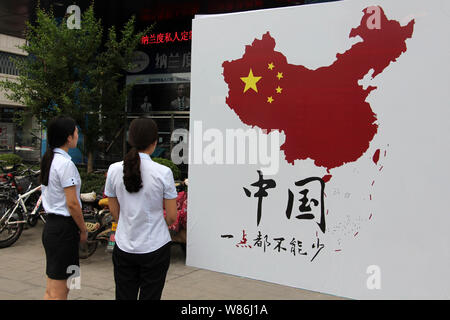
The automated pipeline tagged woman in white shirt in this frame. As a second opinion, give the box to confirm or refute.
[40,116,88,300]
[105,117,177,300]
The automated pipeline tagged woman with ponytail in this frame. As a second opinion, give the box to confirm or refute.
[104,117,178,300]
[40,116,87,300]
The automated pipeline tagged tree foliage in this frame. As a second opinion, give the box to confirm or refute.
[0,2,151,171]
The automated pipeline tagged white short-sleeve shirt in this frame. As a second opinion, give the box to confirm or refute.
[104,153,178,254]
[41,148,82,217]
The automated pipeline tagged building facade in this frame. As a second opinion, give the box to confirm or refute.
[0,33,41,162]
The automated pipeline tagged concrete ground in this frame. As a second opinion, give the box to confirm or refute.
[0,222,345,300]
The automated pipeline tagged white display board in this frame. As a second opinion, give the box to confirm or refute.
[186,0,450,299]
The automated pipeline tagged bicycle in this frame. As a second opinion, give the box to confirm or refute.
[0,162,25,200]
[0,163,42,228]
[0,184,44,248]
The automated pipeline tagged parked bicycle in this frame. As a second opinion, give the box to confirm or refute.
[0,184,44,248]
[0,188,113,250]
[0,162,25,200]
[0,162,42,227]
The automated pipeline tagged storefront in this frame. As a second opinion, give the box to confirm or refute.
[122,18,191,177]
[0,36,41,162]
[0,106,41,162]
[116,1,318,178]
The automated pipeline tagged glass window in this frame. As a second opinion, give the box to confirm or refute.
[0,122,14,152]
[0,52,25,76]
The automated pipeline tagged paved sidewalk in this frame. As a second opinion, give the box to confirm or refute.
[0,222,345,300]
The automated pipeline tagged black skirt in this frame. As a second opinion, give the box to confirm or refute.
[42,214,80,280]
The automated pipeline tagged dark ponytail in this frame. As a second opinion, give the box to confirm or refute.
[40,148,55,186]
[123,118,158,193]
[40,116,77,186]
[123,147,142,193]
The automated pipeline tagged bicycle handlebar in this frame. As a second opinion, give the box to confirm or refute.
[20,168,40,176]
[0,163,23,174]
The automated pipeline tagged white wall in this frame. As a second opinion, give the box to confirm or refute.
[187,0,450,299]
[0,34,26,56]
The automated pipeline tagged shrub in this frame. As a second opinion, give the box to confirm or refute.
[78,167,106,194]
[152,157,181,180]
[0,153,23,167]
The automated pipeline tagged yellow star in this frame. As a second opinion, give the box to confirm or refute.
[267,96,274,103]
[268,62,275,70]
[240,69,262,93]
[276,86,282,94]
[276,72,283,80]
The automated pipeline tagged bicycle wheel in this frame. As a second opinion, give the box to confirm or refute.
[79,240,98,259]
[0,200,24,248]
[78,215,99,259]
[27,215,39,227]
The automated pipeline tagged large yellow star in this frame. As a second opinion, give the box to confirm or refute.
[240,69,262,93]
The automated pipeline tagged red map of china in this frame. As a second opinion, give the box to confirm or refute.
[222,7,415,171]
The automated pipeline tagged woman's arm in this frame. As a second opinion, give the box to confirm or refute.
[64,186,87,243]
[164,198,177,226]
[108,197,120,222]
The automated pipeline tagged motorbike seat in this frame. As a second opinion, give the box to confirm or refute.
[98,198,109,207]
[81,191,97,202]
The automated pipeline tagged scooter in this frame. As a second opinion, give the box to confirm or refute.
[79,193,113,259]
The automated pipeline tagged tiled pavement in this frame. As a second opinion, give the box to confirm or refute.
[0,222,345,300]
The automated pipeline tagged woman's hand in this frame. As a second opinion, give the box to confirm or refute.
[79,229,88,244]
[107,197,120,223]
[164,198,177,226]
[64,185,88,243]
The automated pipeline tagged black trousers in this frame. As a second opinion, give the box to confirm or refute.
[112,242,171,300]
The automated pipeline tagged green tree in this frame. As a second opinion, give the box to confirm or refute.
[0,3,151,173]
